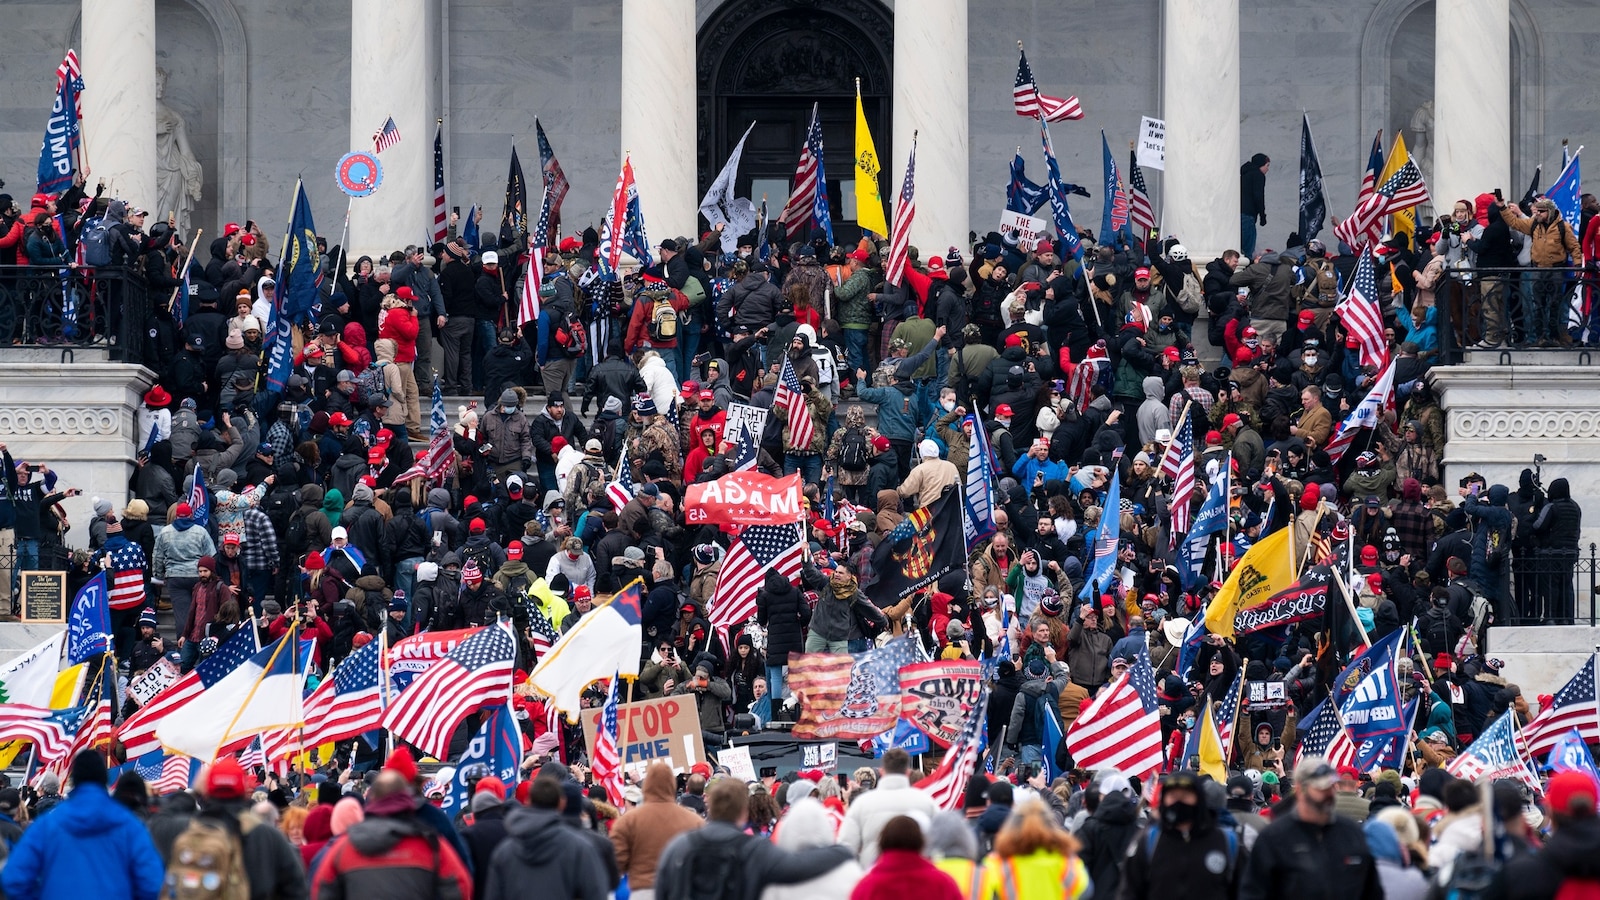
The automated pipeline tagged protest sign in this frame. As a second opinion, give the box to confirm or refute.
[582,695,705,771]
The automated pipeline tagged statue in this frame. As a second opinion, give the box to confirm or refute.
[155,67,203,239]
[1409,100,1433,178]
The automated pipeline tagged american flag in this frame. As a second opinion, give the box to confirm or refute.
[188,466,210,530]
[42,672,113,778]
[775,355,815,450]
[884,136,917,288]
[432,122,448,244]
[56,50,82,119]
[535,118,569,239]
[382,622,516,759]
[1213,668,1245,757]
[519,186,551,327]
[1012,48,1083,122]
[156,753,199,793]
[118,625,259,758]
[591,673,624,804]
[0,704,91,761]
[916,683,989,810]
[104,541,147,610]
[1524,653,1599,758]
[1357,129,1384,206]
[597,157,637,280]
[1127,150,1156,233]
[1336,246,1388,369]
[732,416,759,472]
[1295,695,1357,769]
[1335,157,1428,251]
[392,377,455,486]
[1449,708,1542,793]
[708,523,804,634]
[1067,342,1109,413]
[780,103,832,243]
[529,606,558,659]
[239,737,265,769]
[373,117,402,154]
[1323,360,1396,465]
[1158,403,1196,537]
[1062,647,1164,779]
[293,638,384,752]
[605,456,636,511]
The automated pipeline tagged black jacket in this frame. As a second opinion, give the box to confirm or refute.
[584,358,645,410]
[756,570,811,664]
[528,410,589,466]
[482,806,608,900]
[1533,477,1582,552]
[655,820,852,900]
[1120,815,1246,900]
[719,274,781,331]
[1239,809,1383,900]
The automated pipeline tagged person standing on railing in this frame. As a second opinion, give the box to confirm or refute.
[1501,198,1583,348]
[1469,193,1520,349]
[1532,477,1583,625]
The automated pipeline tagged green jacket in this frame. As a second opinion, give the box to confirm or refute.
[836,268,874,328]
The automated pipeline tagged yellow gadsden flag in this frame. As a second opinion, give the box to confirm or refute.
[854,83,889,237]
[1203,526,1297,638]
[1381,132,1417,245]
[1198,699,1228,782]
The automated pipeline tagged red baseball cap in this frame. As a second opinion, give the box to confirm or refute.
[847,248,870,261]
[1299,309,1317,324]
[1134,267,1151,279]
[1163,346,1181,361]
[506,543,523,560]
[1004,333,1023,348]
[1222,413,1242,429]
[698,389,714,401]
[871,435,891,452]
[475,776,507,799]
[1205,430,1223,445]
[1337,765,1360,783]
[206,758,249,799]
[995,404,1013,417]
[1548,770,1600,815]
[327,412,353,427]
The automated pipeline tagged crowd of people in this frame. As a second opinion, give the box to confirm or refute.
[0,146,1595,897]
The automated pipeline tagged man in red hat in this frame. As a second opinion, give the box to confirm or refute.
[143,757,307,899]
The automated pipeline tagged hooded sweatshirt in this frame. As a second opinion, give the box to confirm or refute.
[1137,375,1171,445]
[482,805,609,900]
[762,798,864,900]
[609,762,704,890]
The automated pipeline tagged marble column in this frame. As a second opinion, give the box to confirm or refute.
[1162,0,1240,260]
[81,0,157,211]
[1434,0,1510,207]
[620,0,697,243]
[894,0,968,255]
[349,0,431,258]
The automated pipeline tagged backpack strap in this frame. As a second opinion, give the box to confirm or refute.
[1145,823,1162,859]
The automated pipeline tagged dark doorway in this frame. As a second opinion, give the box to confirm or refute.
[697,0,893,246]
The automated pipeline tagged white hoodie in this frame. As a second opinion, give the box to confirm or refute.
[762,799,863,900]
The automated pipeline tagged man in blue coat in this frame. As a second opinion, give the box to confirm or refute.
[2,749,165,900]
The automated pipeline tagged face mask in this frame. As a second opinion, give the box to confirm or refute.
[1161,801,1199,827]
[501,405,516,414]
[1156,323,1171,333]
[1303,354,1318,367]
[941,400,956,412]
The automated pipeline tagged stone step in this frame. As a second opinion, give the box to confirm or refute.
[1461,348,1600,366]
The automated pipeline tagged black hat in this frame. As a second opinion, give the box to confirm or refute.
[69,748,108,787]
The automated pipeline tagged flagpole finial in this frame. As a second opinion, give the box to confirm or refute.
[1016,146,1022,155]
[1017,40,1024,50]
[436,117,443,124]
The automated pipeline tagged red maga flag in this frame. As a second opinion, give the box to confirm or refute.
[683,471,804,528]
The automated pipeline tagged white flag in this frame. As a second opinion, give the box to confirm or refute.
[699,121,759,254]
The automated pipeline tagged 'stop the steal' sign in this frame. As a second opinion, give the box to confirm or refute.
[1137,116,1166,171]
[582,695,705,772]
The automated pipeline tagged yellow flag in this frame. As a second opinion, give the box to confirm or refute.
[1203,526,1297,638]
[854,85,889,237]
[1381,132,1416,244]
[1198,700,1227,781]
[0,664,88,768]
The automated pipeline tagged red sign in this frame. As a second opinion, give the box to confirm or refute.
[683,471,804,527]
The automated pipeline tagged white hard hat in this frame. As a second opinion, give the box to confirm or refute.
[1169,244,1189,262]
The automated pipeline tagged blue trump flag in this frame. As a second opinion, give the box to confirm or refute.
[277,179,321,323]
[462,203,480,251]
[962,412,997,551]
[1337,631,1407,768]
[188,465,211,531]
[870,718,931,757]
[67,570,110,664]
[1100,131,1132,248]
[1179,462,1231,590]
[37,66,83,195]
[1547,727,1600,783]
[1039,116,1085,262]
[1547,148,1583,234]
[1079,449,1123,599]
[1007,151,1048,216]
[441,703,522,819]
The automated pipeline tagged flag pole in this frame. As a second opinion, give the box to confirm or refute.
[1223,659,1247,765]
[167,228,204,315]
[215,623,297,760]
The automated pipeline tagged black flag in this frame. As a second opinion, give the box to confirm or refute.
[500,146,528,247]
[869,487,968,601]
[1298,113,1327,242]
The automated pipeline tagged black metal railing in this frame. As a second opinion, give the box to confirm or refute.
[1493,542,1600,627]
[1436,266,1592,365]
[0,265,150,365]
[0,542,76,619]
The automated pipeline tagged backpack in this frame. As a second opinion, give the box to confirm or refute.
[1443,849,1501,900]
[355,362,389,408]
[553,307,588,358]
[838,426,870,472]
[81,215,114,267]
[668,829,746,900]
[284,508,309,555]
[1424,608,1454,653]
[1175,271,1203,315]
[163,817,250,900]
[650,294,680,342]
[260,485,298,537]
[459,540,497,578]
[1466,592,1493,643]
[681,276,708,308]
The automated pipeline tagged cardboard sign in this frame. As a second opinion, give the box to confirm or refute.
[998,210,1049,251]
[130,657,180,707]
[717,745,757,782]
[1136,116,1167,170]
[725,403,768,443]
[582,695,705,772]
[19,572,66,623]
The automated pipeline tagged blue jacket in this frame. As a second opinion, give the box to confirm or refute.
[1,784,165,900]
[857,382,919,441]
[1110,627,1148,665]
[1012,453,1069,487]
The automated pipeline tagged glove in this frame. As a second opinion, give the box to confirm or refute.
[1070,185,1092,199]
[1258,213,1268,227]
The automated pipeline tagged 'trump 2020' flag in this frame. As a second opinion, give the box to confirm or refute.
[529,579,644,718]
[1449,707,1541,794]
[962,412,997,551]
[440,704,521,820]
[156,631,305,761]
[37,53,83,196]
[1040,116,1085,262]
[66,571,110,665]
[1079,450,1123,599]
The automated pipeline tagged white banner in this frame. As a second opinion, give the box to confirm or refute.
[725,402,768,440]
[1137,116,1167,170]
[998,210,1049,251]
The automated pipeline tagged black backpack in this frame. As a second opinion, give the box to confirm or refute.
[839,426,870,472]
[261,485,298,537]
[284,508,309,555]
[668,831,745,900]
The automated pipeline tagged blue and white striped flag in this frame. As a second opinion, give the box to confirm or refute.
[962,412,997,551]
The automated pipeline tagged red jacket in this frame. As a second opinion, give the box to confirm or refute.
[852,849,963,900]
[268,613,334,667]
[379,307,420,363]
[625,290,688,353]
[309,807,471,900]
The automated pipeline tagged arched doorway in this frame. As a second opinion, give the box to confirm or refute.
[697,0,893,245]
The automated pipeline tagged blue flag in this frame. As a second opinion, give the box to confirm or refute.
[277,179,321,323]
[1007,151,1048,216]
[188,465,211,530]
[1334,629,1404,706]
[441,704,522,819]
[1100,131,1131,248]
[67,571,110,664]
[1079,449,1123,599]
[1041,701,1065,781]
[1547,728,1600,784]
[462,204,480,251]
[263,298,294,394]
[1547,149,1583,234]
[1179,464,1231,590]
[1337,631,1407,766]
[37,68,83,195]
[1176,620,1206,681]
[870,718,931,757]
[1039,117,1085,262]
[962,412,997,551]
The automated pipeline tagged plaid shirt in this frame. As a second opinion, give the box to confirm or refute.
[240,507,279,572]
[1390,499,1433,561]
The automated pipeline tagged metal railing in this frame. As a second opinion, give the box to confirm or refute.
[1436,266,1592,365]
[1493,542,1600,627]
[0,265,151,365]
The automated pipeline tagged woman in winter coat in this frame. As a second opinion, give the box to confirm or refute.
[761,798,863,900]
[378,288,422,432]
[852,816,962,900]
[756,569,811,702]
